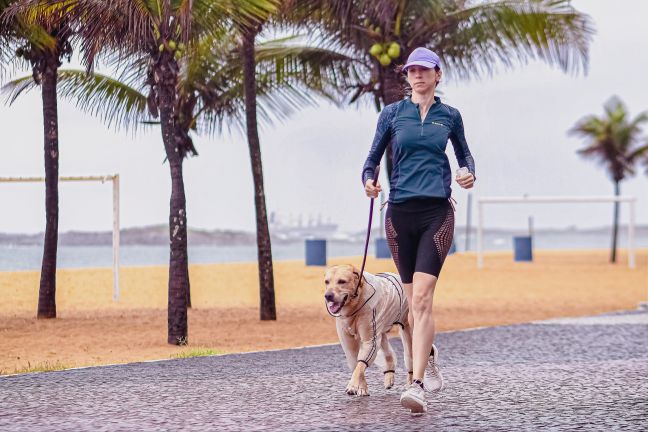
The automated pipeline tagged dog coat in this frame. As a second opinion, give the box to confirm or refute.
[363,272,407,333]
[338,272,408,369]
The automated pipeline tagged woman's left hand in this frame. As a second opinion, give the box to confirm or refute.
[456,173,475,189]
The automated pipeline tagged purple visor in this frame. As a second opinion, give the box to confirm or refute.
[402,47,441,72]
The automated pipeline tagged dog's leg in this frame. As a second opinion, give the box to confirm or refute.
[380,333,397,389]
[346,310,380,396]
[336,319,360,372]
[346,361,369,396]
[400,321,414,385]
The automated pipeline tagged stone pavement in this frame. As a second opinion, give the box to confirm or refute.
[1,308,647,431]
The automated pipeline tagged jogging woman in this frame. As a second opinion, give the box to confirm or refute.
[362,47,476,414]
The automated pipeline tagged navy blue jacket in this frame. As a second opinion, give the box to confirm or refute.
[362,96,476,202]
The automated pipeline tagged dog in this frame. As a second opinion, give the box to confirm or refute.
[324,264,413,396]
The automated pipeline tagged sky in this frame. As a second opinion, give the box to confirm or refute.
[1,0,647,236]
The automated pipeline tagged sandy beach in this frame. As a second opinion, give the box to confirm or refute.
[1,249,646,375]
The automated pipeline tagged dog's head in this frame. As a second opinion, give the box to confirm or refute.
[323,264,362,315]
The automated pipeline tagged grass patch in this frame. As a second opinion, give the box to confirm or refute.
[171,347,225,359]
[7,361,72,375]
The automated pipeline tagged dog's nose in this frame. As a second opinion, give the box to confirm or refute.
[324,292,335,302]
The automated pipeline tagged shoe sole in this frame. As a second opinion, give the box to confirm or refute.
[400,394,427,414]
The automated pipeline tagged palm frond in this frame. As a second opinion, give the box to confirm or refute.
[420,0,594,79]
[184,34,360,135]
[2,69,149,131]
[570,96,647,181]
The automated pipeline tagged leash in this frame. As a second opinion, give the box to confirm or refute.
[354,165,381,298]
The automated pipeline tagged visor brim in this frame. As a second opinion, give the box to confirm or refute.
[403,60,438,71]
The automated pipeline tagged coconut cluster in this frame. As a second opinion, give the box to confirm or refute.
[158,39,186,61]
[154,26,186,61]
[369,41,401,66]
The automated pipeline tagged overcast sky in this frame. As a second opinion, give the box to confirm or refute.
[1,0,647,235]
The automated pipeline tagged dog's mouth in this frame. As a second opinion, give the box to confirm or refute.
[327,295,348,315]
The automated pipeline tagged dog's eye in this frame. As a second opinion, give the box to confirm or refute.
[338,279,347,284]
[324,280,329,285]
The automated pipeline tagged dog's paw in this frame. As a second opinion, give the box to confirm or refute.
[345,378,356,395]
[356,383,369,396]
[346,377,369,396]
[384,371,395,389]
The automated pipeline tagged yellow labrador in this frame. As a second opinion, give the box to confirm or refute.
[324,264,413,396]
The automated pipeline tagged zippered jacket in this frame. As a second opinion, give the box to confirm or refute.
[362,96,476,202]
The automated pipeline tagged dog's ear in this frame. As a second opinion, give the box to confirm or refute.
[352,270,361,286]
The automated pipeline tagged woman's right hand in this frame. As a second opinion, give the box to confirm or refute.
[364,178,382,198]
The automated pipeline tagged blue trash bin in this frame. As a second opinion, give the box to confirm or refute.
[305,239,327,266]
[375,238,391,259]
[513,236,533,262]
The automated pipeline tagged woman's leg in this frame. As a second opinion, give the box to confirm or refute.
[410,272,437,381]
[410,202,454,383]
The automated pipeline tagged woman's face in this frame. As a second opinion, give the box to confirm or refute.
[406,65,441,93]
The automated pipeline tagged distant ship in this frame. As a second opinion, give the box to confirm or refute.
[269,212,338,240]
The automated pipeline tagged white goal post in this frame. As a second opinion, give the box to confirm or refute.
[0,174,121,300]
[477,195,637,269]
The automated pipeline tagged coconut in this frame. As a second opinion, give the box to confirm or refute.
[168,40,177,51]
[379,53,392,66]
[159,44,164,53]
[369,43,383,57]
[387,42,401,59]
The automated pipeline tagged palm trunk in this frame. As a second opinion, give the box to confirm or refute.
[242,27,276,321]
[156,56,189,345]
[610,180,620,263]
[37,58,59,319]
[186,265,191,308]
[383,67,405,105]
[175,126,192,310]
[381,67,406,185]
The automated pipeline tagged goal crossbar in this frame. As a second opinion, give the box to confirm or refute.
[0,174,121,301]
[477,195,637,269]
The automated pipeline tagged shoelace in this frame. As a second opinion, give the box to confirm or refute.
[427,359,441,378]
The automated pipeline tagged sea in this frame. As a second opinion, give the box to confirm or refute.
[0,230,645,271]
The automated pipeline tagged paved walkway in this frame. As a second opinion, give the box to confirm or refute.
[1,309,647,431]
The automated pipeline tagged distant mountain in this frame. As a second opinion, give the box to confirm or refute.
[1,223,646,246]
[0,225,259,246]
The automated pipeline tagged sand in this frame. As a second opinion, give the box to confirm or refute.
[1,249,646,375]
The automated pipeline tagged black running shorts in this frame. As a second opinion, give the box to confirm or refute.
[385,197,455,283]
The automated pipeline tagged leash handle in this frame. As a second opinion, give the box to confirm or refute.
[357,165,381,291]
[371,165,381,187]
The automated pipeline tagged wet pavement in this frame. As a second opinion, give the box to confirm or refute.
[1,308,647,431]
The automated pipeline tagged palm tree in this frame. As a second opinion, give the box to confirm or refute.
[240,21,278,320]
[1,2,73,319]
[7,0,282,344]
[311,0,594,178]
[570,97,648,263]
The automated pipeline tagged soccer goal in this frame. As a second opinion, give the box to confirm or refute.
[476,195,637,269]
[0,174,121,300]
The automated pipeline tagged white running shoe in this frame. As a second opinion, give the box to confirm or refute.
[400,383,427,415]
[424,343,445,393]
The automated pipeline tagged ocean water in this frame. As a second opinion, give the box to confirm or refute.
[0,231,645,271]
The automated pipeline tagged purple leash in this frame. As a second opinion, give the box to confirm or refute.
[355,165,381,294]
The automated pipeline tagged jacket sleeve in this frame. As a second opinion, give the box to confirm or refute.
[361,104,396,185]
[449,108,476,179]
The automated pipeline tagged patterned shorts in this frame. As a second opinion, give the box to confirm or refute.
[385,197,455,283]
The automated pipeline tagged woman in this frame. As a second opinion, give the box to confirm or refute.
[362,47,476,414]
